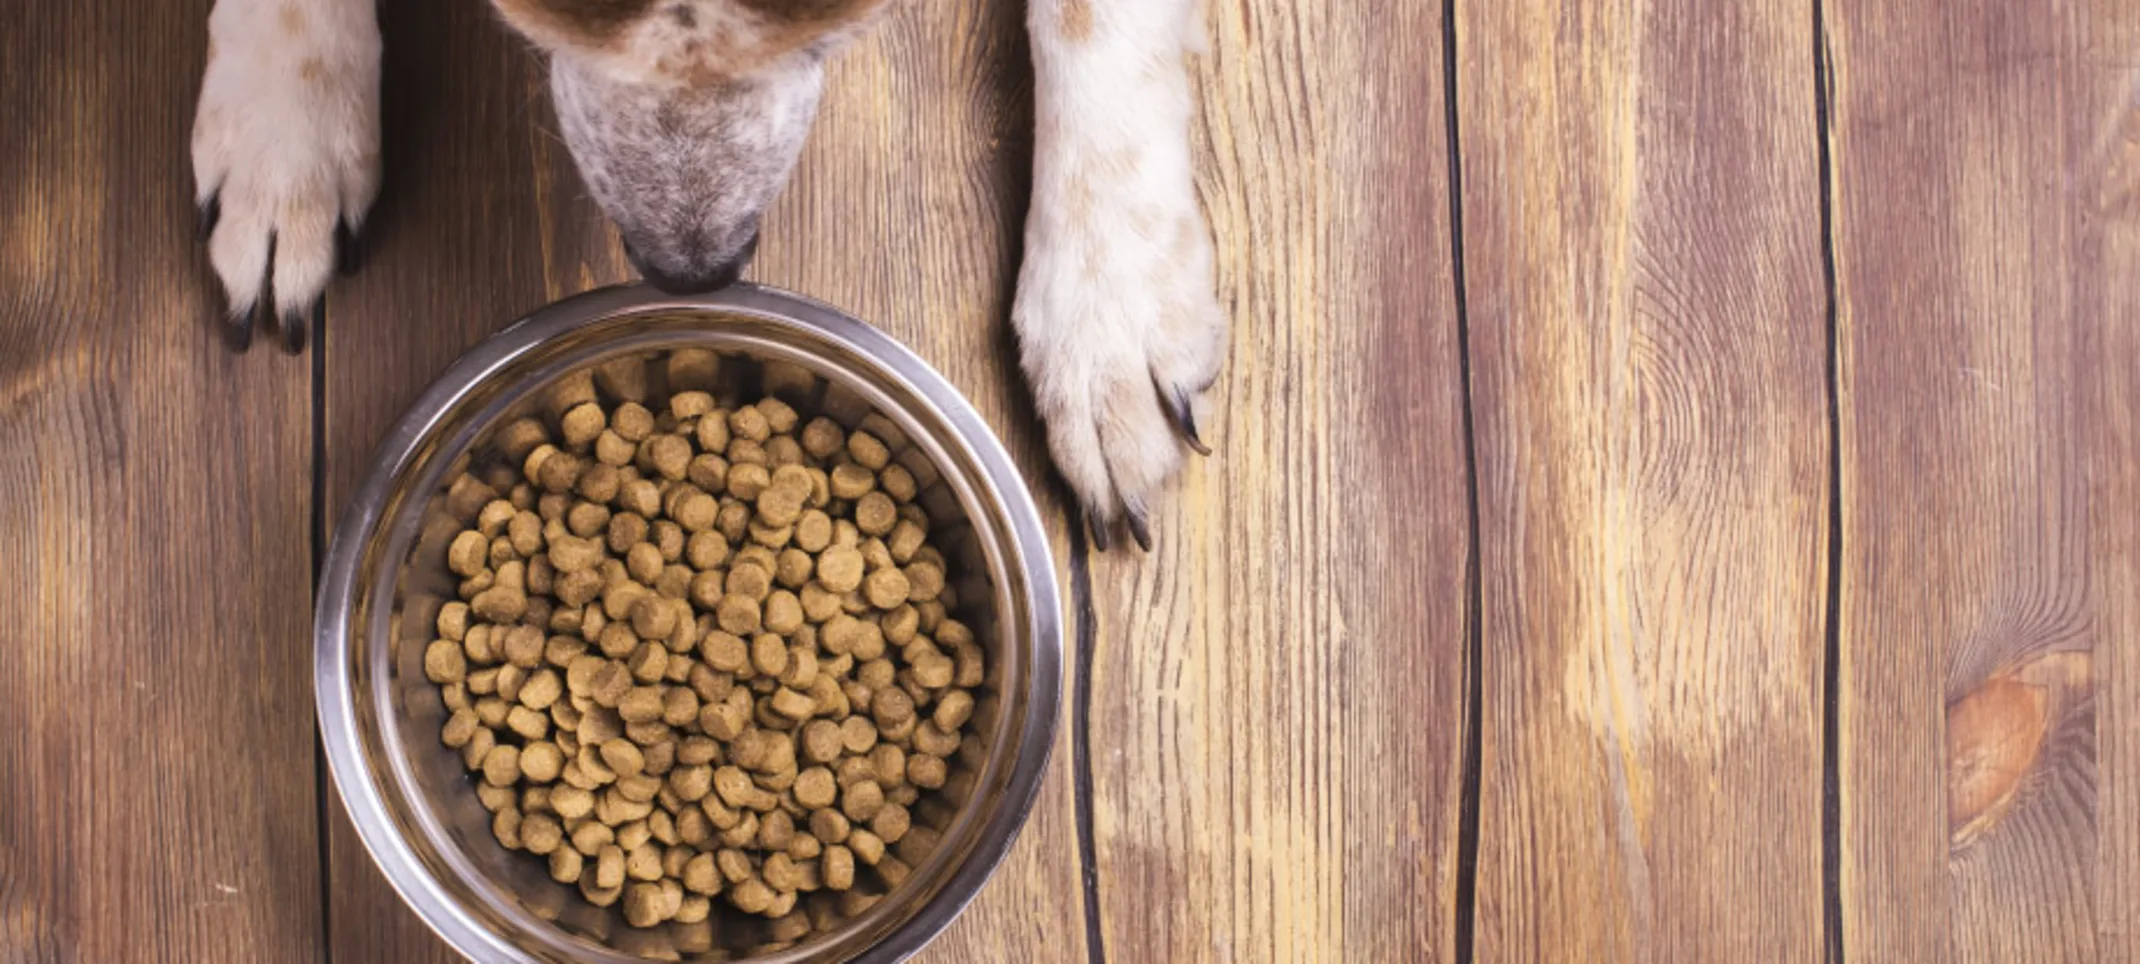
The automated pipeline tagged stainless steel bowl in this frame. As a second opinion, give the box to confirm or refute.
[317,284,1062,962]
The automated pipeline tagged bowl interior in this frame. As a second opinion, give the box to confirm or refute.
[330,297,1055,963]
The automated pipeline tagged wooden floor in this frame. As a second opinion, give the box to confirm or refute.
[4,0,2137,960]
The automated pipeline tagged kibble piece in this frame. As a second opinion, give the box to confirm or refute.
[822,845,857,891]
[792,767,839,810]
[770,687,818,721]
[619,687,665,724]
[816,546,865,593]
[716,594,762,636]
[841,779,885,822]
[549,845,585,884]
[847,431,890,470]
[727,463,772,501]
[907,753,948,789]
[482,745,522,787]
[521,741,566,784]
[506,705,550,741]
[729,876,776,915]
[846,828,886,866]
[932,690,974,732]
[828,463,875,501]
[854,492,897,537]
[425,641,468,684]
[763,590,805,635]
[863,567,910,609]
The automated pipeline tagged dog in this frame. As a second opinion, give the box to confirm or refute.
[191,0,1227,549]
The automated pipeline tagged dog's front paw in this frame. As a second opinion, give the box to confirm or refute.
[192,0,380,352]
[1013,208,1227,551]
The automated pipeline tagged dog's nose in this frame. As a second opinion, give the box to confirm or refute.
[627,229,760,294]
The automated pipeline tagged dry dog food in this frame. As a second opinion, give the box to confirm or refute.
[424,370,984,935]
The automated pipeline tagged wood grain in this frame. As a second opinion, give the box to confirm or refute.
[320,1,1089,960]
[0,0,325,961]
[1825,0,2140,958]
[1455,0,1831,959]
[321,0,555,959]
[1082,2,1472,961]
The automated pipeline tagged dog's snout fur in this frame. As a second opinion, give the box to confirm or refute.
[547,53,816,293]
[494,0,889,293]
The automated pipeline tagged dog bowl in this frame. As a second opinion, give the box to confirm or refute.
[316,284,1062,962]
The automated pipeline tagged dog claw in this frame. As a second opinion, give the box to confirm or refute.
[279,300,318,354]
[197,195,221,242]
[1125,506,1153,552]
[335,218,364,276]
[223,305,257,353]
[1086,506,1113,553]
[1161,386,1210,456]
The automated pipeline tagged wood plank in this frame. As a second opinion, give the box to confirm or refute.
[1825,0,2140,958]
[322,1,1088,960]
[1456,0,1831,959]
[1082,2,1471,961]
[0,0,325,961]
[321,0,554,958]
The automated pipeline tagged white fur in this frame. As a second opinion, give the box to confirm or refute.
[1016,0,1227,540]
[192,0,380,322]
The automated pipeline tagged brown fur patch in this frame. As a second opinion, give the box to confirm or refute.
[298,57,323,82]
[737,0,873,22]
[1060,0,1093,41]
[493,0,659,44]
[278,3,305,33]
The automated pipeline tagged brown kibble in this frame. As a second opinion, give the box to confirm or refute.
[853,492,896,537]
[729,876,775,915]
[683,852,721,895]
[700,631,749,673]
[774,549,815,589]
[914,720,962,757]
[687,453,729,493]
[611,402,655,442]
[793,767,838,810]
[863,567,910,610]
[466,732,498,771]
[846,431,889,470]
[619,478,662,518]
[695,410,731,454]
[839,716,879,755]
[816,546,864,593]
[933,690,974,731]
[595,845,627,890]
[672,490,719,532]
[800,720,843,763]
[770,687,818,721]
[794,511,834,554]
[589,660,633,706]
[912,652,955,690]
[751,633,789,678]
[904,561,944,603]
[870,802,911,844]
[594,429,636,467]
[726,462,771,501]
[841,780,885,822]
[717,594,761,636]
[763,591,804,635]
[821,845,856,891]
[662,686,699,727]
[425,640,467,684]
[619,687,665,724]
[846,828,885,866]
[622,881,668,928]
[506,705,550,741]
[482,745,522,787]
[871,686,914,728]
[522,741,566,783]
[878,463,917,503]
[549,845,584,884]
[828,463,875,500]
[728,405,771,443]
[800,417,845,458]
